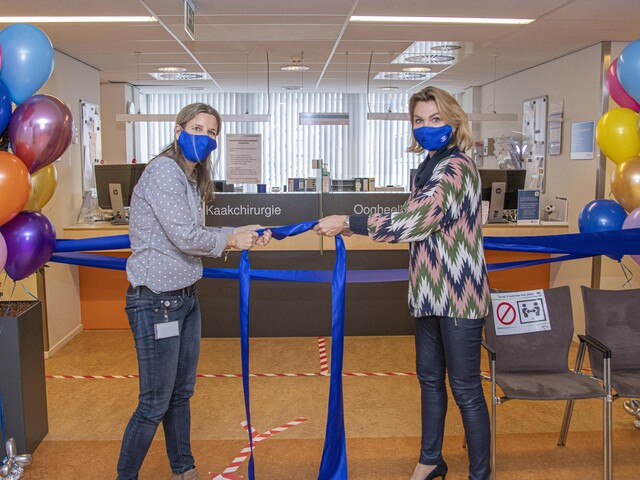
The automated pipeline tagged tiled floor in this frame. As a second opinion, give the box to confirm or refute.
[24,330,640,479]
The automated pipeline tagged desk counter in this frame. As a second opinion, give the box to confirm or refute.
[64,194,567,336]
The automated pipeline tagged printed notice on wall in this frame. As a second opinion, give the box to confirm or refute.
[226,134,262,184]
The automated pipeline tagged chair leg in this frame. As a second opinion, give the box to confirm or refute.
[603,358,612,480]
[490,359,497,480]
[559,340,589,446]
[558,399,575,446]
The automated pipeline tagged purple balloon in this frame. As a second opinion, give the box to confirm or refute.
[0,232,6,273]
[623,207,640,265]
[0,211,56,281]
[8,94,74,173]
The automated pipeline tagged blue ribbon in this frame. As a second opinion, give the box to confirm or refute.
[238,221,348,479]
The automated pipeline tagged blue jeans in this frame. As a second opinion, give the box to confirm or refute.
[415,315,490,480]
[116,286,201,480]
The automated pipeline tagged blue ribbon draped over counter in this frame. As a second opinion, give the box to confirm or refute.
[48,223,640,480]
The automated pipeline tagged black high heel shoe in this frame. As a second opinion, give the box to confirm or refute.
[423,460,448,480]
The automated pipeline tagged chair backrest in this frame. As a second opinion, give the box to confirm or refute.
[581,286,640,378]
[485,285,574,374]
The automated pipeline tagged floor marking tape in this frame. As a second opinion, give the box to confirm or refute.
[317,336,328,374]
[46,372,417,379]
[209,417,307,479]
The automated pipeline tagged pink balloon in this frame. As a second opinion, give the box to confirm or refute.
[0,232,7,273]
[8,94,74,173]
[622,207,640,264]
[607,58,640,112]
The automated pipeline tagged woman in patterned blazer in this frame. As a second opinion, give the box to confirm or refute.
[314,86,491,480]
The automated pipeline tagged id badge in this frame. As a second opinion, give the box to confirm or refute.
[155,320,180,339]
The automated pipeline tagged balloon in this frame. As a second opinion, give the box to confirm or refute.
[618,39,640,105]
[0,24,54,104]
[0,211,56,281]
[0,232,7,273]
[607,58,640,112]
[622,207,640,265]
[23,163,58,211]
[0,151,31,227]
[579,199,627,233]
[8,94,74,173]
[0,79,11,135]
[595,108,640,165]
[611,156,640,212]
[578,199,627,261]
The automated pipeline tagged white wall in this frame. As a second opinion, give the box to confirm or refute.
[476,42,639,333]
[39,51,100,353]
[100,82,136,164]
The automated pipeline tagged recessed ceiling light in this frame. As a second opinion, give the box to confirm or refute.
[281,86,303,91]
[186,87,205,91]
[0,16,156,23]
[350,16,534,25]
[376,72,428,81]
[158,66,187,73]
[281,57,310,72]
[431,44,462,52]
[280,64,310,72]
[404,54,455,64]
[378,86,399,91]
[403,67,432,73]
[148,72,211,81]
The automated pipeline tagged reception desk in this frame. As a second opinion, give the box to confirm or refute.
[63,193,568,336]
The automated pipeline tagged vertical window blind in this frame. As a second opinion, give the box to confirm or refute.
[140,92,422,190]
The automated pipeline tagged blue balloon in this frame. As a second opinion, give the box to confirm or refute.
[0,24,54,105]
[618,39,640,106]
[0,80,11,134]
[578,199,627,260]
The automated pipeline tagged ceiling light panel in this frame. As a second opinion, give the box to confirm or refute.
[374,72,434,81]
[148,71,212,81]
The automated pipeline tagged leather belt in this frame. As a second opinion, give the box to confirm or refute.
[129,284,197,296]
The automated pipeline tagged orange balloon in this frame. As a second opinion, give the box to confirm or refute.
[0,151,31,227]
[611,155,640,212]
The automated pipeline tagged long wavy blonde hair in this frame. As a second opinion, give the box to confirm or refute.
[156,103,221,203]
[407,86,473,154]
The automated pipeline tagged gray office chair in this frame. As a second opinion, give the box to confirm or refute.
[559,286,640,480]
[483,286,611,480]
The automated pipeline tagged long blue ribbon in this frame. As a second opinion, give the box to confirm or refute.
[238,221,347,479]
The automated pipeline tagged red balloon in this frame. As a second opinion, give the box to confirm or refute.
[0,151,31,227]
[607,58,640,112]
[8,94,74,173]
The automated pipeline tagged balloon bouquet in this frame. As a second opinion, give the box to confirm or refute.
[0,23,73,480]
[579,39,640,263]
[0,24,73,288]
[581,38,640,431]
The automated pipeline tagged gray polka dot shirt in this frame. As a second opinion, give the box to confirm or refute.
[126,156,233,293]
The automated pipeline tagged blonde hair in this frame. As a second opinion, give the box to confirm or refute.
[407,86,473,154]
[156,103,222,203]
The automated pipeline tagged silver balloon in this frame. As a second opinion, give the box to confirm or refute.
[0,439,32,479]
[623,399,640,420]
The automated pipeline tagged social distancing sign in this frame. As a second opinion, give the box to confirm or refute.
[491,289,551,335]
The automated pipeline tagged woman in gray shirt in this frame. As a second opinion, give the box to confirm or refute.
[116,103,271,480]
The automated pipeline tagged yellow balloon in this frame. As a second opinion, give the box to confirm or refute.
[23,164,58,211]
[611,156,640,212]
[596,108,640,165]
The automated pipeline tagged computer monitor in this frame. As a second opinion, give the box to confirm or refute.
[95,164,146,223]
[479,169,526,222]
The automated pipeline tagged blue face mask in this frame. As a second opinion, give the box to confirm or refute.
[413,125,453,151]
[177,130,217,163]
